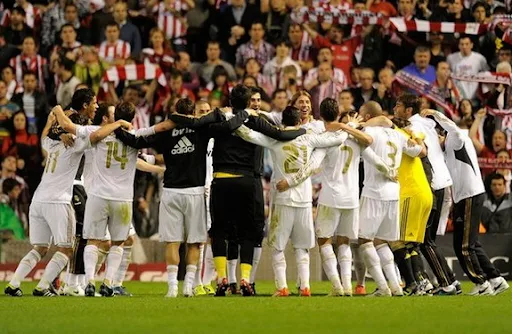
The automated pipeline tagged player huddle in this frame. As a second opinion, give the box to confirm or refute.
[4,85,510,298]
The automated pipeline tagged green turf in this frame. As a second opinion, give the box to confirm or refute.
[1,281,511,334]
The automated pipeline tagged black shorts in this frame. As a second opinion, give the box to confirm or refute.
[72,184,87,234]
[253,178,265,245]
[210,176,262,244]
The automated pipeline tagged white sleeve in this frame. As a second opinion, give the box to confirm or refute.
[134,126,156,137]
[402,134,423,158]
[235,125,277,149]
[309,131,348,148]
[432,111,464,150]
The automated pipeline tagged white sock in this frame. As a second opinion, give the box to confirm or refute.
[272,249,287,289]
[360,242,388,291]
[167,264,179,289]
[36,251,69,290]
[351,243,366,286]
[376,244,401,291]
[320,244,342,290]
[113,245,132,287]
[337,244,352,292]
[294,248,310,290]
[84,245,99,284]
[227,259,237,284]
[95,248,108,276]
[194,244,205,287]
[395,263,402,285]
[103,246,124,286]
[250,247,262,284]
[202,244,216,285]
[67,273,79,288]
[184,264,197,293]
[9,249,41,288]
[78,274,86,288]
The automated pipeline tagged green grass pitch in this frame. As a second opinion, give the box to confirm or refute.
[1,281,511,334]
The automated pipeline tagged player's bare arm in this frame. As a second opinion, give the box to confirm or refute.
[89,120,133,145]
[136,158,166,174]
[41,111,56,139]
[325,122,373,147]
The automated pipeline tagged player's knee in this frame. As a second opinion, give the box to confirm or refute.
[317,237,331,246]
[56,246,73,257]
[336,236,349,245]
[389,240,405,251]
[33,245,49,257]
[124,235,135,247]
[373,239,386,246]
[358,237,372,245]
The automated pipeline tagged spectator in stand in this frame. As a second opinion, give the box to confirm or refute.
[367,0,398,16]
[261,0,288,45]
[74,46,109,94]
[0,79,20,146]
[303,47,348,91]
[271,88,288,114]
[351,67,379,110]
[142,28,175,75]
[263,39,302,92]
[428,32,447,68]
[244,58,274,96]
[113,1,142,57]
[456,99,474,128]
[486,61,512,110]
[204,65,233,107]
[60,3,89,45]
[0,155,29,229]
[374,67,396,114]
[54,57,81,107]
[9,35,47,91]
[2,7,33,49]
[0,177,25,239]
[10,71,49,136]
[197,41,237,86]
[241,75,272,110]
[2,66,19,100]
[217,0,262,64]
[49,24,83,70]
[310,62,345,119]
[175,51,200,92]
[486,150,511,193]
[287,23,314,74]
[1,0,41,30]
[90,0,115,45]
[447,36,489,103]
[150,0,194,52]
[338,89,356,114]
[169,70,195,101]
[482,173,512,233]
[280,65,300,99]
[472,2,495,65]
[470,109,511,176]
[235,22,275,76]
[433,61,461,114]
[98,22,131,65]
[403,45,437,84]
[302,23,357,83]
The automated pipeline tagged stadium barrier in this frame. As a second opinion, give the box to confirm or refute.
[0,234,510,282]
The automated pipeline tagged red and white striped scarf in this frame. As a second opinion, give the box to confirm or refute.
[291,8,382,25]
[98,40,131,63]
[486,106,512,150]
[450,72,512,86]
[477,157,512,169]
[10,54,46,91]
[153,1,188,42]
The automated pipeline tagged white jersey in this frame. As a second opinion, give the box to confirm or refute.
[85,127,139,201]
[430,112,485,203]
[362,127,422,201]
[317,139,362,209]
[33,126,91,204]
[236,125,348,207]
[302,119,325,134]
[409,114,453,190]
[205,139,214,188]
[82,149,94,193]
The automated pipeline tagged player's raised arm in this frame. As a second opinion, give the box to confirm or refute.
[277,148,327,192]
[309,131,348,148]
[53,105,78,135]
[41,111,57,139]
[89,120,133,145]
[326,121,373,147]
[420,109,464,150]
[114,128,163,150]
[235,124,277,149]
[247,115,306,141]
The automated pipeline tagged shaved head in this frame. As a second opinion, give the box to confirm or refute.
[360,101,383,120]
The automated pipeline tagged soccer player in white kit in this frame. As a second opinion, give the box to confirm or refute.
[236,105,349,296]
[4,105,130,297]
[357,101,426,297]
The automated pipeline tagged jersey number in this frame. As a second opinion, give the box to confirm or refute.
[386,141,398,168]
[106,142,128,170]
[44,151,60,173]
[283,144,308,174]
[340,145,353,174]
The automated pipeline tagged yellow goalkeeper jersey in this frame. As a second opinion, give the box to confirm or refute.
[396,128,431,198]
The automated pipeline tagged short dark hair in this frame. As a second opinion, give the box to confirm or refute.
[105,22,119,30]
[59,56,75,72]
[229,85,252,110]
[490,173,506,183]
[60,23,76,33]
[93,102,113,125]
[281,106,301,127]
[170,69,183,80]
[319,98,339,122]
[71,88,95,111]
[207,40,220,48]
[250,21,264,30]
[415,45,430,54]
[175,98,195,115]
[11,6,26,16]
[275,38,291,49]
[22,70,37,80]
[272,89,287,99]
[397,93,421,115]
[2,178,21,194]
[115,101,136,122]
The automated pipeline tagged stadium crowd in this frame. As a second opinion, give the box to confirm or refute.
[2,0,512,298]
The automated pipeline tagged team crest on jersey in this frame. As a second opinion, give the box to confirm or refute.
[171,136,195,155]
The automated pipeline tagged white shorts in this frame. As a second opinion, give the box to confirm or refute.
[159,189,207,244]
[315,204,359,240]
[358,197,399,241]
[29,202,75,247]
[83,194,133,242]
[103,223,136,241]
[268,204,315,251]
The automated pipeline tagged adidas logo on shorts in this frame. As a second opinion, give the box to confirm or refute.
[172,136,195,155]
